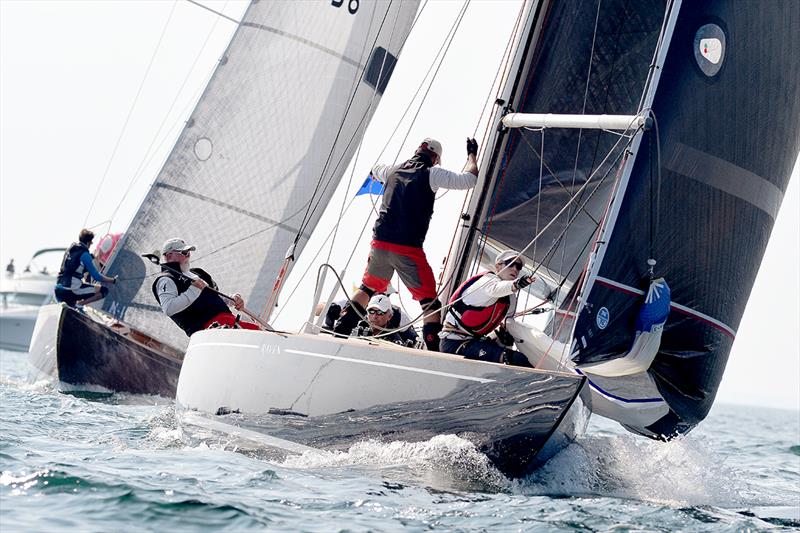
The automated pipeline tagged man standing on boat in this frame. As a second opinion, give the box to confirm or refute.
[351,293,418,347]
[334,137,479,351]
[54,229,118,307]
[152,238,259,335]
[439,250,535,367]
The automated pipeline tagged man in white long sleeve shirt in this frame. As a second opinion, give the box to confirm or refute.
[440,250,535,367]
[151,238,258,336]
[333,137,479,351]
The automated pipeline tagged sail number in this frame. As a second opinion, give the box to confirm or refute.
[331,0,358,14]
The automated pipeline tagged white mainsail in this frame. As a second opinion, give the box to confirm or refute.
[104,0,420,349]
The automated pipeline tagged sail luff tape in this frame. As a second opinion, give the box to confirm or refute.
[502,113,646,130]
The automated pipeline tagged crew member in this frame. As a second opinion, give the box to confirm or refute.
[440,250,535,367]
[151,238,259,336]
[334,137,480,351]
[351,294,418,347]
[55,229,117,307]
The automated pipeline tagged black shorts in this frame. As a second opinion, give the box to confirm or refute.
[54,283,107,307]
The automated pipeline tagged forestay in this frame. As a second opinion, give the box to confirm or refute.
[103,0,419,349]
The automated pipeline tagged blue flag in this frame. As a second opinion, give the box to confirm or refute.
[355,175,384,196]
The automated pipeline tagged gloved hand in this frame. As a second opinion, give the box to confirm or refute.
[513,274,535,291]
[466,138,478,156]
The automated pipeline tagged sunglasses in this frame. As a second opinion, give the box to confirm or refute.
[368,309,387,316]
[502,259,523,270]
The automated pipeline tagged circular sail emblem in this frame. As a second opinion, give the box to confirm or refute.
[596,307,610,330]
[694,24,726,77]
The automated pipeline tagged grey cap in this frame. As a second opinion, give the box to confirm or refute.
[162,238,196,255]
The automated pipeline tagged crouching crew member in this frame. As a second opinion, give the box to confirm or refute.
[440,250,535,367]
[352,294,418,347]
[334,137,479,351]
[55,229,117,307]
[152,238,258,336]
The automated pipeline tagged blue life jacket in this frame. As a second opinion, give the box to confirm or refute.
[57,242,90,287]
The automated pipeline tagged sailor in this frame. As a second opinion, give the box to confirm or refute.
[351,293,419,347]
[333,137,480,351]
[5,259,13,277]
[151,238,259,336]
[54,229,118,307]
[439,250,535,367]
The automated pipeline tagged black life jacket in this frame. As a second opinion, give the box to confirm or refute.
[57,242,90,287]
[151,263,231,336]
[373,153,436,247]
[448,272,511,337]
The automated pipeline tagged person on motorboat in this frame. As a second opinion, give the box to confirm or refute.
[439,250,535,367]
[351,293,419,347]
[152,238,259,335]
[54,229,118,307]
[333,137,480,351]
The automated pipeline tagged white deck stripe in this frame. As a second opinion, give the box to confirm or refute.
[190,342,496,383]
[284,349,495,383]
[595,276,737,338]
[181,412,317,454]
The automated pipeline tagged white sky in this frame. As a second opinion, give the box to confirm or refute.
[1,1,797,411]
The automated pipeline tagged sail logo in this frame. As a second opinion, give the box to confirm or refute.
[596,307,610,330]
[694,24,726,77]
[699,38,722,64]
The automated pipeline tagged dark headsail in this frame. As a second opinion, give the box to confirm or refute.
[571,0,800,436]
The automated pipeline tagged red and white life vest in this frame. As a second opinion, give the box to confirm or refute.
[447,272,511,337]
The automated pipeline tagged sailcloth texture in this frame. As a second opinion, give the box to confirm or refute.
[103,1,419,349]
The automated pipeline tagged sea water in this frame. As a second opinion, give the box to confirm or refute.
[1,349,798,532]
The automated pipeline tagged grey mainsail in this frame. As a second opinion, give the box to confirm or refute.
[104,0,419,349]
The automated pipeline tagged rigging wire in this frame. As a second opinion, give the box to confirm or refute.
[107,1,231,226]
[82,1,179,228]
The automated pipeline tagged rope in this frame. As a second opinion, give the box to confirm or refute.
[82,1,178,228]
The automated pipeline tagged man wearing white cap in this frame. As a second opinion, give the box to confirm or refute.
[334,137,480,351]
[151,238,258,336]
[351,293,418,347]
[440,250,535,367]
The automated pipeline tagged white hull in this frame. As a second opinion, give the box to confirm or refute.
[177,329,588,478]
[0,305,39,351]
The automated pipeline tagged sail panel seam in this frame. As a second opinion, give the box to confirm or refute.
[242,22,364,69]
[155,183,310,239]
[595,276,736,338]
[666,142,782,220]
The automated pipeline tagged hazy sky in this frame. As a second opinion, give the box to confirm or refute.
[1,1,797,411]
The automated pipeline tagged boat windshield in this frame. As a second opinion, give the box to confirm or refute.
[1,292,50,307]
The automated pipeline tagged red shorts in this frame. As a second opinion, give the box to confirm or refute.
[361,240,437,301]
[203,312,260,330]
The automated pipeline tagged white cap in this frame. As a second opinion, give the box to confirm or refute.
[420,138,443,159]
[162,238,196,255]
[495,249,525,268]
[367,294,392,313]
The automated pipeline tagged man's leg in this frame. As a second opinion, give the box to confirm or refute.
[393,245,441,351]
[76,284,107,306]
[334,244,392,336]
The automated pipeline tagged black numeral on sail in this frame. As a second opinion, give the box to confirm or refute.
[331,0,358,14]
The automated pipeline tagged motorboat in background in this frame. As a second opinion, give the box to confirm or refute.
[0,248,64,351]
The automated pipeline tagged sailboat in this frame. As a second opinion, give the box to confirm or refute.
[173,0,799,479]
[27,0,421,396]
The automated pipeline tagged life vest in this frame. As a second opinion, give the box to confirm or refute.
[151,263,231,336]
[448,272,511,337]
[373,153,436,247]
[57,242,90,287]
